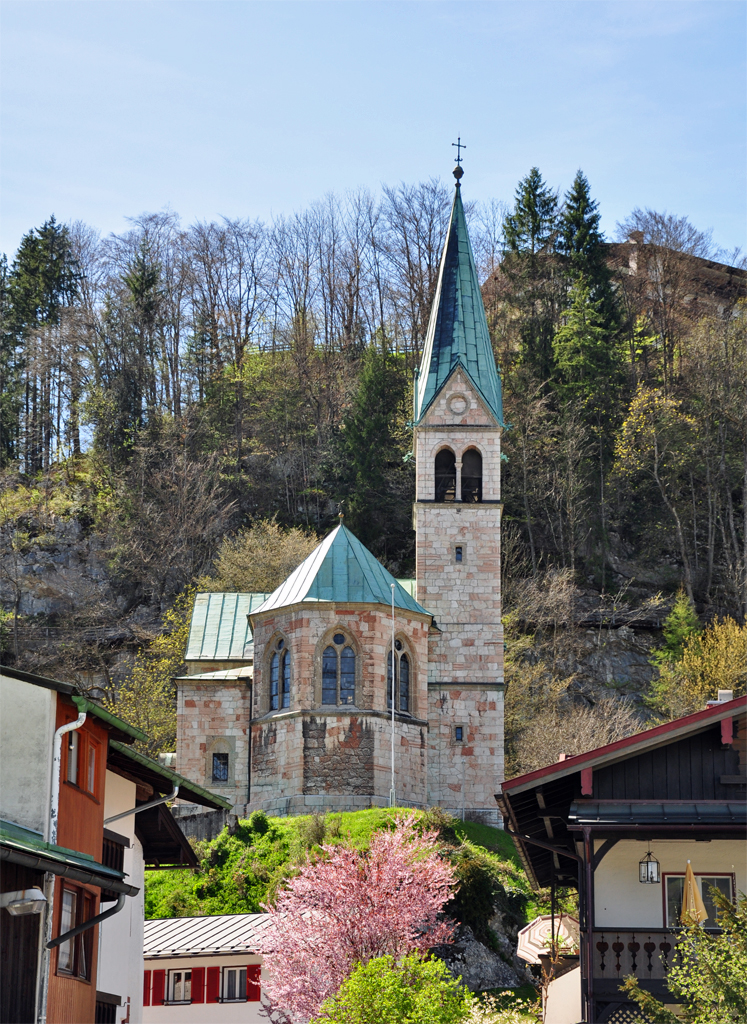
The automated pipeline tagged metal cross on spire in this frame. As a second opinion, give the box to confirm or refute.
[452,137,466,166]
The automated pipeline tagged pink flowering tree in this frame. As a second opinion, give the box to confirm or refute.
[256,814,457,1022]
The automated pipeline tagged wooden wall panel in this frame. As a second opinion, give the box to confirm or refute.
[594,725,741,801]
[55,697,108,862]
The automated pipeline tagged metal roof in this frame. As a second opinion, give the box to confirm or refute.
[568,800,747,826]
[414,181,503,426]
[144,913,274,958]
[252,525,432,619]
[175,667,253,682]
[0,820,138,896]
[186,592,269,662]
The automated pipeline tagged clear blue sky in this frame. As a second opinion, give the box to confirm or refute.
[2,0,745,260]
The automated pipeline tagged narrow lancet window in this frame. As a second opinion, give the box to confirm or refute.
[435,448,456,502]
[270,638,290,710]
[387,643,412,713]
[322,647,337,704]
[270,652,279,710]
[461,448,482,502]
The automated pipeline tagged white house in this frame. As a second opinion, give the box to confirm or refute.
[143,914,272,1023]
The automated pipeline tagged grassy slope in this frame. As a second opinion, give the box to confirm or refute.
[145,808,574,924]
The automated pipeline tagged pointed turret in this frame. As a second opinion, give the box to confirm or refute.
[414,171,503,426]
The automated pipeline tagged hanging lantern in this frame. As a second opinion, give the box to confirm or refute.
[639,849,661,884]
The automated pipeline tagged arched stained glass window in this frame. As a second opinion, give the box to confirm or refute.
[321,633,357,705]
[282,652,291,709]
[270,638,290,711]
[322,647,338,704]
[399,654,410,712]
[340,647,355,705]
[387,645,412,713]
[270,652,279,710]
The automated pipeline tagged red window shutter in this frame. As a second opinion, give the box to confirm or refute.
[152,969,165,1006]
[206,966,220,1003]
[247,964,261,1002]
[191,966,205,1004]
[143,969,151,1006]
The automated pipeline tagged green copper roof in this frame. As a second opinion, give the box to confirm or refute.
[414,182,503,425]
[186,592,270,661]
[252,525,432,619]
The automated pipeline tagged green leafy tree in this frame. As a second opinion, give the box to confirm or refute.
[199,519,318,593]
[648,616,747,719]
[103,587,194,756]
[621,889,747,1024]
[313,953,470,1024]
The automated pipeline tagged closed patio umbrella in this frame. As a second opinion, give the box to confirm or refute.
[680,860,708,925]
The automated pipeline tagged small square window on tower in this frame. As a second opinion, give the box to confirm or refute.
[454,545,465,564]
[212,753,229,782]
[453,725,465,744]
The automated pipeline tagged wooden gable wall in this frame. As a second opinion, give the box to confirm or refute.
[594,722,742,801]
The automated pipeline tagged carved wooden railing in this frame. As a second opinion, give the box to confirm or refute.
[592,929,676,981]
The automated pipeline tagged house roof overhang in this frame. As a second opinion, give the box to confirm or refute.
[497,697,747,889]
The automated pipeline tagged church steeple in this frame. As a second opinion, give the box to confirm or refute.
[414,169,503,426]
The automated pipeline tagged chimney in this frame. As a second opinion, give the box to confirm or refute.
[706,689,734,708]
[629,231,644,244]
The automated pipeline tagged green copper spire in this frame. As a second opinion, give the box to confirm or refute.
[414,171,503,425]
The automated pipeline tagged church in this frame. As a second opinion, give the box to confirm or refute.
[175,164,505,825]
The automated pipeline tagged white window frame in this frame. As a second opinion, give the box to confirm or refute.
[663,872,735,928]
[222,965,247,1002]
[167,968,192,1003]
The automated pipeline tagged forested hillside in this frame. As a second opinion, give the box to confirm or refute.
[1,169,745,746]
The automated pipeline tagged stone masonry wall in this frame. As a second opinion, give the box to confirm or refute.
[415,368,504,819]
[176,680,252,815]
[247,602,431,815]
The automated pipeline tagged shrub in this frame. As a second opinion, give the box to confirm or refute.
[313,953,470,1024]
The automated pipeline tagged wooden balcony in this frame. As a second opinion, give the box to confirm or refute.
[592,929,675,982]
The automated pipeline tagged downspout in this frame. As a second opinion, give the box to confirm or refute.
[47,893,126,949]
[50,711,87,845]
[38,710,87,1024]
[103,785,179,826]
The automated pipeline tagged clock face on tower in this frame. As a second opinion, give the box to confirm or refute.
[447,393,468,416]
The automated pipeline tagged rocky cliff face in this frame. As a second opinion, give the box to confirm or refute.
[0,514,159,683]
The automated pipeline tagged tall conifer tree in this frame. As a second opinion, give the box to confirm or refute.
[502,168,562,381]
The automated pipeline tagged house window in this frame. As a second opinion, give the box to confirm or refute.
[461,448,483,502]
[665,873,734,927]
[223,966,247,1001]
[56,886,94,980]
[67,731,79,784]
[453,725,465,743]
[87,744,96,793]
[270,638,291,710]
[435,448,456,502]
[322,634,356,705]
[168,969,192,1003]
[212,753,229,782]
[387,642,411,713]
[455,546,463,563]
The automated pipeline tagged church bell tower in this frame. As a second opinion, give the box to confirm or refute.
[414,160,504,822]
